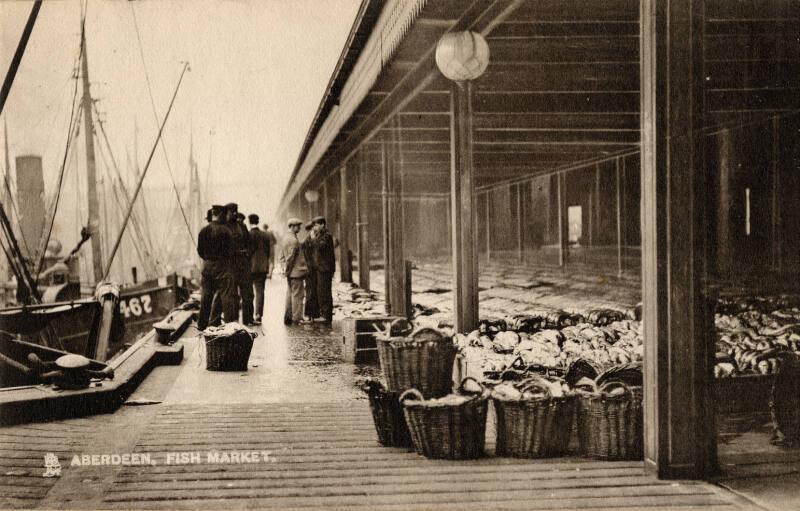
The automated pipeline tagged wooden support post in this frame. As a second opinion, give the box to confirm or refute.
[446,195,453,259]
[450,81,478,333]
[620,156,627,272]
[615,158,623,277]
[339,164,353,283]
[381,141,390,308]
[387,117,406,317]
[771,117,782,270]
[641,0,714,479]
[485,192,491,263]
[557,173,567,267]
[321,180,329,220]
[516,183,524,262]
[716,129,733,275]
[404,260,413,320]
[594,163,601,247]
[355,153,370,291]
[587,192,594,250]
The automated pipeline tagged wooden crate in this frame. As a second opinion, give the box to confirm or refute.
[340,316,400,364]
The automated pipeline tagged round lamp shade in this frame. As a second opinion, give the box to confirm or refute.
[304,189,320,203]
[435,31,490,82]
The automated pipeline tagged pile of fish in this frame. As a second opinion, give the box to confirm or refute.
[333,283,387,318]
[714,296,800,377]
[453,297,800,382]
[454,309,642,380]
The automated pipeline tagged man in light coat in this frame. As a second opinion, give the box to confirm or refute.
[280,218,309,325]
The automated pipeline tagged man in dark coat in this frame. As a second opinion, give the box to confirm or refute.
[229,205,254,325]
[310,216,335,324]
[302,221,320,320]
[196,205,237,330]
[248,213,271,325]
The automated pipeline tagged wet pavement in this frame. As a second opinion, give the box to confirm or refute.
[164,278,381,404]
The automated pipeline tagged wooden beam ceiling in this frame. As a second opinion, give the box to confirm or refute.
[296,0,798,197]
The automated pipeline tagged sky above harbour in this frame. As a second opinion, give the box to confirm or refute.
[0,0,359,259]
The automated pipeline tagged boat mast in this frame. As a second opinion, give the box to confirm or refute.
[189,129,201,259]
[80,28,104,285]
[1,119,10,215]
[1,120,10,283]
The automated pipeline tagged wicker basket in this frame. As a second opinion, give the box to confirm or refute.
[363,380,413,448]
[577,382,643,460]
[204,327,255,371]
[494,378,577,458]
[377,325,456,398]
[400,377,488,459]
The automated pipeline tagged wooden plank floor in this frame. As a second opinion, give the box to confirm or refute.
[61,403,762,509]
[0,401,756,510]
[0,415,120,509]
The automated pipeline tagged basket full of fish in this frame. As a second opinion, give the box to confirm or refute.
[377,320,457,398]
[492,376,577,458]
[400,377,489,460]
[203,322,256,371]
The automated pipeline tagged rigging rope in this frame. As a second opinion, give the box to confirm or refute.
[92,102,159,275]
[0,203,40,302]
[129,4,196,250]
[34,8,87,280]
[2,124,33,259]
[96,126,157,279]
[102,62,189,281]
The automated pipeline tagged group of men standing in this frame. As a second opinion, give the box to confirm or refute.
[196,203,276,330]
[281,216,335,325]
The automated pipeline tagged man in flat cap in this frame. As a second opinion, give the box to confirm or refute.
[310,216,336,324]
[280,218,309,325]
[196,205,237,330]
[302,221,320,321]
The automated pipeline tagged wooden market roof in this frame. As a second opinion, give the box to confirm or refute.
[279,0,799,211]
[287,0,385,191]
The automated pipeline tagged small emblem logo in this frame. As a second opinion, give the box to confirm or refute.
[43,453,61,478]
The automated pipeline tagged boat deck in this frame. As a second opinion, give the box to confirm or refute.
[0,279,768,510]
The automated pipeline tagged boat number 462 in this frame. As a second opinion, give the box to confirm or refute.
[119,295,153,318]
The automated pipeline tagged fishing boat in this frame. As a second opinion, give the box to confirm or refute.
[0,6,197,362]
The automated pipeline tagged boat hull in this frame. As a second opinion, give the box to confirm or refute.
[0,274,191,359]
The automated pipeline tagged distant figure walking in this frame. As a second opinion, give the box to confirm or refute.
[302,221,320,321]
[248,213,271,325]
[196,205,237,330]
[262,223,278,278]
[280,218,309,325]
[310,216,335,324]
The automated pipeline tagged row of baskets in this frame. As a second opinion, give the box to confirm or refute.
[365,376,642,460]
[369,320,642,460]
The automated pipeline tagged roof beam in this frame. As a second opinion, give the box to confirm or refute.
[299,0,525,192]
